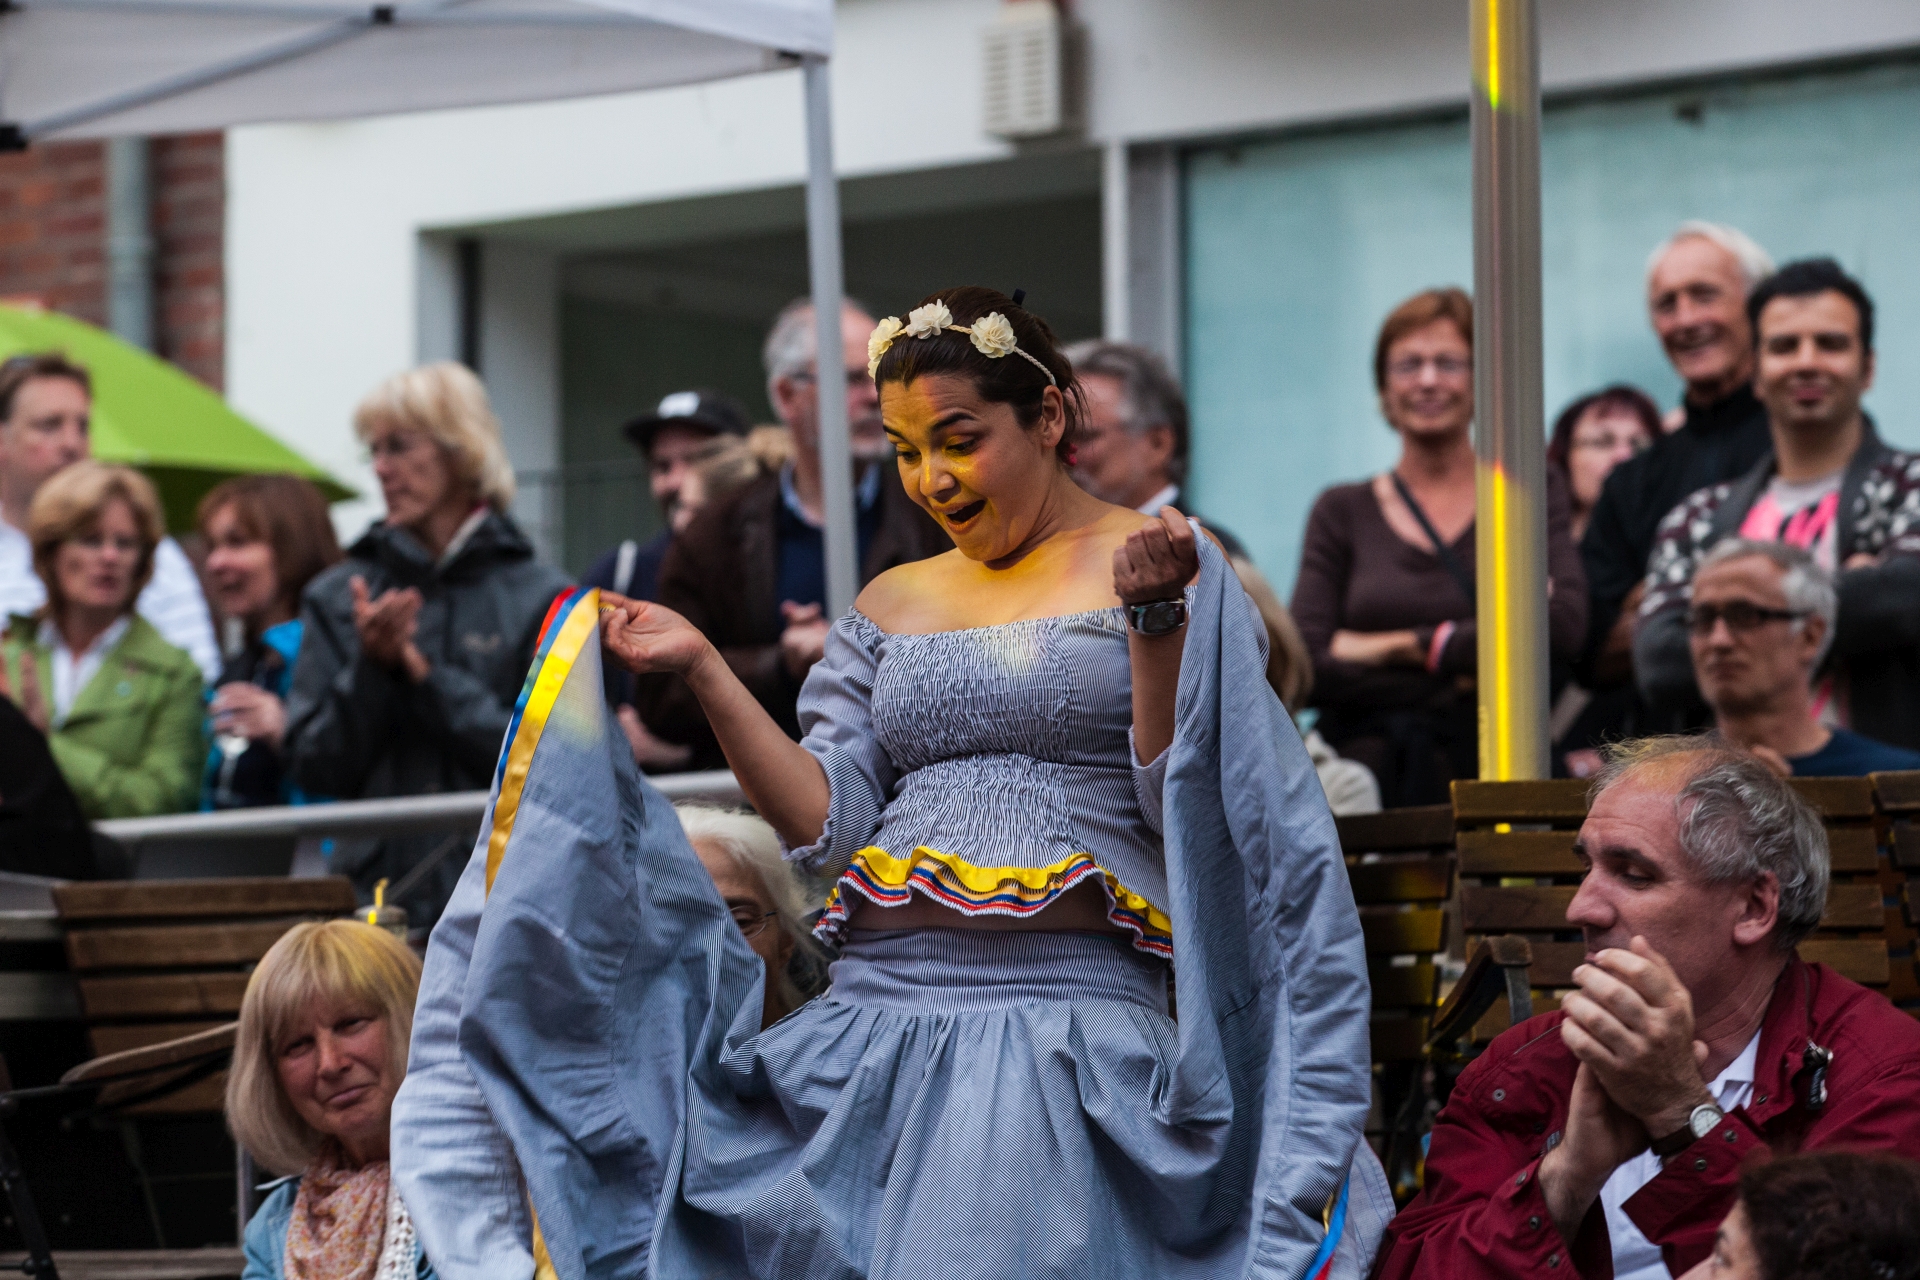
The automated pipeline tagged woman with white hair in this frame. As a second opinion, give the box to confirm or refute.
[285,362,571,928]
[230,919,435,1279]
[675,803,826,1027]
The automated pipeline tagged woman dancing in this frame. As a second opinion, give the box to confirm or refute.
[395,287,1381,1279]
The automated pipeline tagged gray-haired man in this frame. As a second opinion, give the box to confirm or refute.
[1377,737,1920,1279]
[1063,340,1244,556]
[1689,539,1920,777]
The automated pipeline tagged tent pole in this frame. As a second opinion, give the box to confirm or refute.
[1469,0,1550,781]
[802,53,858,619]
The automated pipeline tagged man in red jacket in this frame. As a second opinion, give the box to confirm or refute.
[1374,736,1920,1280]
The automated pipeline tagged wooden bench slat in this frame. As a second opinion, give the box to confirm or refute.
[1513,940,1588,988]
[1359,907,1446,955]
[1464,883,1884,933]
[1336,804,1454,854]
[1892,823,1920,872]
[0,1249,244,1280]
[1798,938,1892,986]
[77,973,251,1019]
[1348,857,1454,905]
[1472,990,1563,1042]
[52,877,355,923]
[1368,960,1438,1010]
[1873,771,1920,815]
[1825,827,1881,875]
[1461,886,1577,933]
[1787,778,1876,819]
[1456,830,1582,876]
[65,920,304,972]
[1452,780,1589,825]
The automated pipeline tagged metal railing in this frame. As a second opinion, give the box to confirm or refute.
[94,769,746,848]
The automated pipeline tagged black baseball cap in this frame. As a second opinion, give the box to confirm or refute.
[620,388,752,453]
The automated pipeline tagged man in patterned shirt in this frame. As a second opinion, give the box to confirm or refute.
[1635,259,1920,750]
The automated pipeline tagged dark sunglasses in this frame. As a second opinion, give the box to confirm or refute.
[1685,600,1809,635]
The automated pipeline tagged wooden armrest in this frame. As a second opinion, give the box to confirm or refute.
[60,1023,236,1086]
[1428,936,1532,1051]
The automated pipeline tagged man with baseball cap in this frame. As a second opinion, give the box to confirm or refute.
[582,388,749,769]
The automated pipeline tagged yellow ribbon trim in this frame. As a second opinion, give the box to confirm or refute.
[486,589,601,893]
[838,845,1173,939]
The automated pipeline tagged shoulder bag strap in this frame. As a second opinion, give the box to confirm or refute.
[1390,472,1476,606]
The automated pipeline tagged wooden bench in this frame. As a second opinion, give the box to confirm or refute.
[1452,777,1896,1041]
[51,877,357,1115]
[1335,804,1454,1202]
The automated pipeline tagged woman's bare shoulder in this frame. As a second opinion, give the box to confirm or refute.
[854,552,967,630]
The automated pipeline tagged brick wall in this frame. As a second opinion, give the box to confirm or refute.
[0,133,224,389]
[0,140,108,325]
[152,133,224,391]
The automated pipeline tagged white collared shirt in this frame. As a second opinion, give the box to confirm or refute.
[1135,483,1180,517]
[1,506,220,683]
[1601,1029,1762,1280]
[37,613,132,724]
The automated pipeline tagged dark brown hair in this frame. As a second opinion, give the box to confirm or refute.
[196,474,343,616]
[1546,383,1663,476]
[0,352,91,423]
[871,287,1084,464]
[1740,1151,1920,1280]
[1372,288,1473,393]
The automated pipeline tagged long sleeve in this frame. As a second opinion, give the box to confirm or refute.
[1834,553,1920,656]
[783,614,894,879]
[283,578,399,798]
[52,659,204,818]
[1579,457,1655,671]
[1633,494,1713,710]
[391,835,536,1280]
[403,597,554,782]
[1291,488,1365,704]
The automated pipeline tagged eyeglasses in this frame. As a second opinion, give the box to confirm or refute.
[1571,431,1649,454]
[1685,600,1809,635]
[730,907,778,940]
[1387,355,1471,381]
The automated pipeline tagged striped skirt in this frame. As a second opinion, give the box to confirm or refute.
[649,927,1391,1279]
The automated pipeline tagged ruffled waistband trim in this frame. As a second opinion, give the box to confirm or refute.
[816,846,1174,959]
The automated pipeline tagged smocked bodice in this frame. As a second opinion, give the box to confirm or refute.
[789,605,1172,955]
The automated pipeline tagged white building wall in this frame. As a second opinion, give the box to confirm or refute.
[225,0,1920,538]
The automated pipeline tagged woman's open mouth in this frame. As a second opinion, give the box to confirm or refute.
[940,500,986,531]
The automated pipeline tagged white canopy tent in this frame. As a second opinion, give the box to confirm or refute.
[0,0,866,613]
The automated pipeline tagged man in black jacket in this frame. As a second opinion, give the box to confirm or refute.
[1580,222,1776,724]
[637,299,947,770]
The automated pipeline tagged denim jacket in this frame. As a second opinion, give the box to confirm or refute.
[242,1177,436,1280]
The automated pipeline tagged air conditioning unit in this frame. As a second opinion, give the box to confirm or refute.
[983,1,1069,140]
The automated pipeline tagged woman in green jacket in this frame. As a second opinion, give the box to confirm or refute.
[0,462,204,817]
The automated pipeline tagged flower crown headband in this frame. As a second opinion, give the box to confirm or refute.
[867,300,1058,386]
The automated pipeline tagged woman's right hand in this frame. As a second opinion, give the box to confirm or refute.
[211,682,288,749]
[600,594,715,679]
[1330,628,1424,668]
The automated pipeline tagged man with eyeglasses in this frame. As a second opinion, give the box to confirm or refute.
[1636,258,1920,752]
[0,353,219,682]
[633,299,946,770]
[1689,539,1919,777]
[1580,224,1776,723]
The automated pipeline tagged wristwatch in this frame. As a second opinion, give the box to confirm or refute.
[1650,1102,1725,1159]
[1126,599,1188,637]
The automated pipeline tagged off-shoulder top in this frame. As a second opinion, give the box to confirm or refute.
[788,605,1173,956]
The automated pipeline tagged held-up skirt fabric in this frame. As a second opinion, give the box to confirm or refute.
[654,928,1389,1279]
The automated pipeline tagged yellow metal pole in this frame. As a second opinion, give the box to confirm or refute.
[1470,0,1550,780]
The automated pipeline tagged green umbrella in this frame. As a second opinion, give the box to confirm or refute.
[0,305,355,531]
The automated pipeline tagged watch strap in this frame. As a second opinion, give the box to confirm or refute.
[1650,1102,1723,1158]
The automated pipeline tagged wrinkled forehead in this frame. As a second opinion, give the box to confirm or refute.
[1693,554,1788,603]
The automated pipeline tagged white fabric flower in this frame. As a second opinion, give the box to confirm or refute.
[967,312,1018,359]
[867,316,904,378]
[903,300,953,339]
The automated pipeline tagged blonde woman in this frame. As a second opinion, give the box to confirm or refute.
[284,363,571,927]
[229,919,434,1280]
[0,461,203,817]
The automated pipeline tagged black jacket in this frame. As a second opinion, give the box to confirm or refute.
[639,469,948,770]
[1580,386,1773,676]
[285,511,571,924]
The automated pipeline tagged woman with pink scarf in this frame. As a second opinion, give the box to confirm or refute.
[228,920,435,1280]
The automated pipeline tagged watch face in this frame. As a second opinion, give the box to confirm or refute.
[1131,601,1185,635]
[1689,1105,1723,1139]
